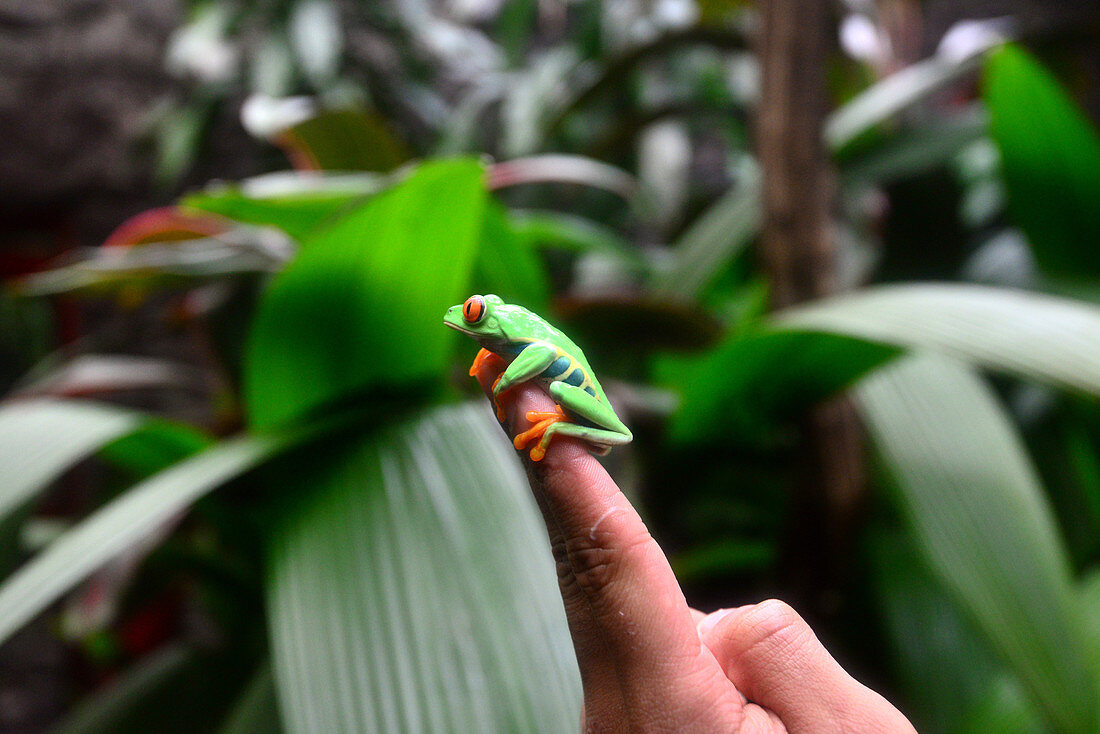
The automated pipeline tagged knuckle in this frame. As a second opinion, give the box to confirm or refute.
[563,526,653,601]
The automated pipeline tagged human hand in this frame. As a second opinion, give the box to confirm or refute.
[474,362,917,733]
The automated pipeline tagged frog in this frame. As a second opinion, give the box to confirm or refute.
[444,294,632,461]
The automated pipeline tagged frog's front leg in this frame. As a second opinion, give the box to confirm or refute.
[490,342,558,421]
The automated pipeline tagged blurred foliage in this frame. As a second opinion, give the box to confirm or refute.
[2,1,1100,733]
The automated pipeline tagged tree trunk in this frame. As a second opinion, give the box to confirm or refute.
[755,0,865,619]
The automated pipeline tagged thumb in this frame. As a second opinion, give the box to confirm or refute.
[698,601,917,734]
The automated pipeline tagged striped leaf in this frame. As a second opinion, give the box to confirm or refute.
[265,402,580,733]
[781,283,1100,396]
[0,424,317,646]
[0,399,206,526]
[858,355,1097,732]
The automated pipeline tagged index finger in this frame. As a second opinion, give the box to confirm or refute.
[472,361,730,713]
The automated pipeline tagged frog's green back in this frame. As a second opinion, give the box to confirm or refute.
[495,303,607,398]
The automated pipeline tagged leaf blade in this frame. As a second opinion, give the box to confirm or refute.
[265,402,581,733]
[659,330,899,444]
[857,355,1097,732]
[650,157,760,301]
[780,283,1100,397]
[0,400,206,524]
[0,425,308,646]
[984,45,1100,277]
[244,158,488,428]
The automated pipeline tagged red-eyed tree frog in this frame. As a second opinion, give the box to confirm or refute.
[444,294,633,461]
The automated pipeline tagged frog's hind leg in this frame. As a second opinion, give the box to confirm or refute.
[524,382,631,461]
[530,421,631,461]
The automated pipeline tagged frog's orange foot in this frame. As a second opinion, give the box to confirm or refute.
[513,405,568,461]
[490,373,511,422]
[468,348,503,378]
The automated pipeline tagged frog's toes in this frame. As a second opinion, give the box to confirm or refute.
[512,416,559,450]
[493,397,509,423]
[524,406,566,423]
[490,374,512,421]
[513,405,568,457]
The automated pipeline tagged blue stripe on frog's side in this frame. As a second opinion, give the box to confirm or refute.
[564,368,585,387]
[545,356,571,376]
[499,341,530,358]
[500,339,601,400]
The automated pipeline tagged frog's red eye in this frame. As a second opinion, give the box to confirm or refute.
[462,295,487,324]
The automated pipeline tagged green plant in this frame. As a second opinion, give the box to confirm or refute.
[3,2,1100,730]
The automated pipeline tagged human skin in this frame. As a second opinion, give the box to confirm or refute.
[473,359,918,733]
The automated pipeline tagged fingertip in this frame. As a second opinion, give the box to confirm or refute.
[703,599,815,688]
[471,358,502,397]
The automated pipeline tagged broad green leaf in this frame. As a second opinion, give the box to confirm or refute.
[280,110,410,173]
[780,284,1100,398]
[182,187,363,242]
[868,526,1043,734]
[858,355,1096,733]
[244,159,487,429]
[99,420,212,478]
[658,330,899,444]
[0,425,310,646]
[650,156,760,301]
[984,45,1100,277]
[471,202,550,313]
[1083,569,1100,672]
[265,402,580,733]
[957,675,1049,734]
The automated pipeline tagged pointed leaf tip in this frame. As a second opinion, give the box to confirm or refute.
[244,159,488,428]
